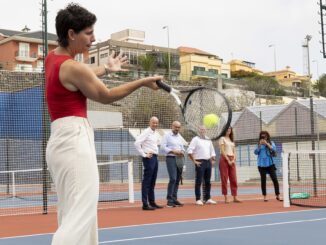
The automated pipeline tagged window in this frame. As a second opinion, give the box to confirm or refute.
[129,50,139,65]
[156,53,163,63]
[19,42,30,57]
[100,53,108,59]
[208,69,218,74]
[193,66,205,72]
[90,56,95,64]
[292,82,301,88]
[37,60,43,71]
[171,54,180,67]
[38,45,43,56]
[221,73,228,78]
[75,53,83,62]
[15,64,32,71]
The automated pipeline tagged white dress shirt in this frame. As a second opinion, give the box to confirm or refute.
[134,127,160,158]
[160,131,185,156]
[187,136,216,160]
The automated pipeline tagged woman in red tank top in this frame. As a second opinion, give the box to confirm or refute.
[46,3,162,245]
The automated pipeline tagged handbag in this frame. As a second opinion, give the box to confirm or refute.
[270,149,277,157]
[267,147,277,170]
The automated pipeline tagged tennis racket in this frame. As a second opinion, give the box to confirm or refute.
[156,80,232,140]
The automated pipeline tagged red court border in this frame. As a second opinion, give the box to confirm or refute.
[0,198,307,238]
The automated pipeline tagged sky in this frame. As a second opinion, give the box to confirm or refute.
[0,0,324,79]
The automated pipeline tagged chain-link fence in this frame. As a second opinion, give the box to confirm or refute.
[1,71,325,215]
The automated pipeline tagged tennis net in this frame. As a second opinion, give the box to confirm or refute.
[0,160,134,216]
[283,150,326,208]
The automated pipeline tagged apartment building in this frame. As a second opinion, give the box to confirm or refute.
[0,28,58,72]
[87,29,180,80]
[178,46,230,81]
[264,66,309,88]
[228,59,263,75]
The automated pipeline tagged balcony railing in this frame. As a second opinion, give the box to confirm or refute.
[192,70,218,78]
[15,51,38,62]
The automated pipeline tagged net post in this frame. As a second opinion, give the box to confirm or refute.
[128,161,135,203]
[11,172,16,198]
[282,152,290,207]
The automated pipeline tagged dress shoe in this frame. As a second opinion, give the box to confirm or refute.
[142,205,155,211]
[166,202,176,208]
[150,203,164,209]
[174,200,184,207]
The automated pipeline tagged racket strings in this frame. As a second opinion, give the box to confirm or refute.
[184,89,231,140]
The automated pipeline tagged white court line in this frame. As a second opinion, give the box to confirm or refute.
[102,208,324,230]
[0,208,324,240]
[99,217,326,244]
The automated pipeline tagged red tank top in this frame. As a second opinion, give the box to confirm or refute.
[45,51,87,122]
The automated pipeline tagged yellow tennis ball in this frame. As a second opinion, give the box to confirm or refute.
[203,114,220,129]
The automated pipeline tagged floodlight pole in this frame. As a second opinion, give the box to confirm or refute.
[303,35,312,96]
[163,26,171,80]
[268,44,277,71]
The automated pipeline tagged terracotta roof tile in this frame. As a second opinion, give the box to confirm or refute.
[177,46,215,56]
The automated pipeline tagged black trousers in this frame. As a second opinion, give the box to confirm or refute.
[142,155,158,206]
[258,165,280,196]
[195,160,212,201]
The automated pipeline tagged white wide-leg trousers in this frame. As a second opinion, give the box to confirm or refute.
[46,116,99,245]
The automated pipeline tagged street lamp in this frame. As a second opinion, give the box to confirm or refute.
[268,44,277,71]
[302,35,312,96]
[163,26,170,80]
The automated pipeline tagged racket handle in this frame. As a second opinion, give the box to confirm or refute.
[156,80,171,93]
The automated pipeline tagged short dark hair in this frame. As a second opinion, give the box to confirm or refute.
[55,3,97,47]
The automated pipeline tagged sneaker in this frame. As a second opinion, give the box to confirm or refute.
[205,199,217,204]
[174,200,184,207]
[196,200,204,205]
[166,202,176,208]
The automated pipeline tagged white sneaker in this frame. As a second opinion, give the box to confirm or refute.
[196,200,204,205]
[205,199,217,204]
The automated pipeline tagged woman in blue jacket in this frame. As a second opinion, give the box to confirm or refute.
[254,131,281,202]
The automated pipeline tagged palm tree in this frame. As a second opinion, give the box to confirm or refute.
[138,54,156,76]
[162,53,176,77]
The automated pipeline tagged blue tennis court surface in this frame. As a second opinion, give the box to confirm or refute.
[1,209,325,245]
[0,186,274,208]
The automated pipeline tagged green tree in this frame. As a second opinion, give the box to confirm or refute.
[243,75,284,95]
[313,74,326,96]
[162,53,177,76]
[138,54,156,76]
[231,70,257,78]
